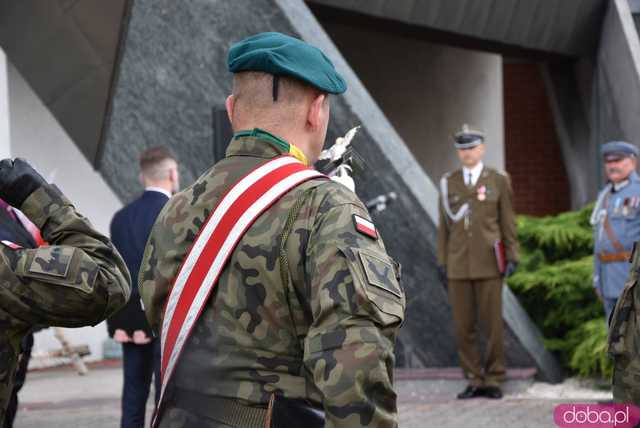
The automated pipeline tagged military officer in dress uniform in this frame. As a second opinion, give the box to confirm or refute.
[591,141,640,322]
[437,125,519,400]
[0,158,131,423]
[140,32,405,427]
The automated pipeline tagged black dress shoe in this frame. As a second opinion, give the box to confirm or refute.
[483,386,503,399]
[457,385,483,399]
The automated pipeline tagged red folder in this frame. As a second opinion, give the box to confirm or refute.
[494,240,506,274]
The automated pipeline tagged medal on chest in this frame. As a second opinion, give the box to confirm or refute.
[623,198,630,216]
[477,185,487,201]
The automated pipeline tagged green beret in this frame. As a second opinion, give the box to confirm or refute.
[228,32,347,94]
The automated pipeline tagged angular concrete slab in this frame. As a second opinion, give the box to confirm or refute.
[307,0,606,57]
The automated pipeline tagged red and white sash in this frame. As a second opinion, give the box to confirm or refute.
[153,156,324,426]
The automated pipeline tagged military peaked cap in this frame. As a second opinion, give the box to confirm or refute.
[601,141,639,160]
[453,124,485,149]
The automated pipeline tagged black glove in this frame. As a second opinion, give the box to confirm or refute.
[0,158,47,208]
[504,261,518,277]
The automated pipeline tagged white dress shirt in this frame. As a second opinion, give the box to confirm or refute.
[462,162,484,187]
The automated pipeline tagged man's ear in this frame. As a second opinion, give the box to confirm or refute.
[306,94,326,131]
[138,173,144,187]
[225,95,235,125]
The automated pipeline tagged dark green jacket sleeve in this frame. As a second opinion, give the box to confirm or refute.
[0,184,131,329]
[498,173,519,263]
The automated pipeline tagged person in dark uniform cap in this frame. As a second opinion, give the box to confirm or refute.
[591,141,640,322]
[437,124,519,400]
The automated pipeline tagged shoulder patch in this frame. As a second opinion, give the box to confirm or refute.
[359,249,402,299]
[353,214,378,239]
[28,247,74,278]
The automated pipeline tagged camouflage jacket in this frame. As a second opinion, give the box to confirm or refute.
[0,185,131,421]
[609,242,640,404]
[140,134,405,427]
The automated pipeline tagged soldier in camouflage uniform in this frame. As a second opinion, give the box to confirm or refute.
[609,243,640,404]
[0,158,131,423]
[140,32,405,427]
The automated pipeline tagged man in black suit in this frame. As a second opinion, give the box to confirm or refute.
[107,147,179,428]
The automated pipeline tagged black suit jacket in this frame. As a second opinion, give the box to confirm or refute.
[106,190,169,337]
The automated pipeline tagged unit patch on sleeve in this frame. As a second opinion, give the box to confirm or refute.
[353,214,378,239]
[27,247,74,278]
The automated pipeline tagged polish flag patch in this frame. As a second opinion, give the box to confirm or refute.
[1,240,22,249]
[353,215,378,239]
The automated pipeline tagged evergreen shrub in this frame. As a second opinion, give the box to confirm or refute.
[507,204,612,378]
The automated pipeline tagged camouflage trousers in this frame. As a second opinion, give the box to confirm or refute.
[613,356,640,405]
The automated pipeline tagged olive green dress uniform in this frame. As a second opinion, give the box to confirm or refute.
[140,33,405,427]
[437,160,519,387]
[0,184,131,422]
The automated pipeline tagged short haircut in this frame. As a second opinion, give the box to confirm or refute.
[139,146,176,181]
[233,72,320,109]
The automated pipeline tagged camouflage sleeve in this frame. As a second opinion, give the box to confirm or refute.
[302,193,405,428]
[138,193,184,335]
[0,185,131,328]
[139,230,167,335]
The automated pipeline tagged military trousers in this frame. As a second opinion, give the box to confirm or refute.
[448,277,506,387]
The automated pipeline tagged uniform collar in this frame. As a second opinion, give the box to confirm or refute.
[227,128,309,165]
[611,171,639,192]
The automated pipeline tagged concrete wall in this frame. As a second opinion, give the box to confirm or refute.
[318,21,505,183]
[5,56,123,363]
[596,0,640,145]
[545,0,640,209]
[0,51,10,158]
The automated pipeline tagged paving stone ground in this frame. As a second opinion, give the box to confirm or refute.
[13,365,612,428]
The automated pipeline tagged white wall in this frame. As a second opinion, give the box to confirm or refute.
[0,51,10,159]
[5,56,123,363]
[321,23,505,182]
